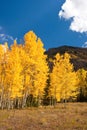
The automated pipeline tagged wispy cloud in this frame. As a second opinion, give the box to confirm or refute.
[82,42,87,48]
[0,26,15,44]
[59,0,87,33]
[0,33,14,43]
[0,26,21,45]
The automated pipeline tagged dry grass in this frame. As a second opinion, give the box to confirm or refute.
[0,103,87,130]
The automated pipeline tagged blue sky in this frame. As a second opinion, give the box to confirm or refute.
[0,0,87,50]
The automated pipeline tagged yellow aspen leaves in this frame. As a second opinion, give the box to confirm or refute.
[77,69,87,100]
[0,31,86,108]
[0,31,48,108]
[49,53,78,102]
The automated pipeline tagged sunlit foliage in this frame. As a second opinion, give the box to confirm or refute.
[49,53,78,104]
[0,31,86,109]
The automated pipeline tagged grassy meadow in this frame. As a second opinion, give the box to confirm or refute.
[0,103,87,130]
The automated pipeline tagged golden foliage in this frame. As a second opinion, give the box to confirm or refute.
[0,31,86,109]
[49,53,78,102]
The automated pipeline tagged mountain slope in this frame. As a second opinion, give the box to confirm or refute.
[45,45,87,70]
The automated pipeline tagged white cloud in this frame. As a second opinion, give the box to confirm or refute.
[59,0,87,33]
[82,42,87,48]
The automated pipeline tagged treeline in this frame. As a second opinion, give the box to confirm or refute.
[0,31,87,109]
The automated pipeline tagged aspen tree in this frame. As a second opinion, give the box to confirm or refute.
[23,31,48,106]
[5,41,23,108]
[49,53,78,105]
[0,43,8,109]
[77,69,87,101]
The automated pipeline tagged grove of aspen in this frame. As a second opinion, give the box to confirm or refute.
[0,31,87,109]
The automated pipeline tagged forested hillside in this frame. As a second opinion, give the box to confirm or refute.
[46,46,87,70]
